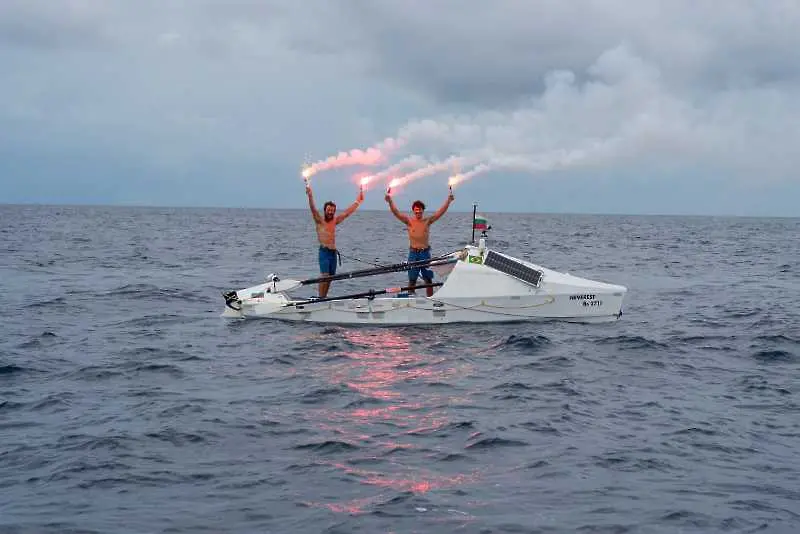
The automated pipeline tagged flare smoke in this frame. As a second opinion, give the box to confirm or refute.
[370,155,428,182]
[318,46,739,189]
[303,137,405,178]
[450,163,491,187]
[367,45,742,189]
[392,155,477,189]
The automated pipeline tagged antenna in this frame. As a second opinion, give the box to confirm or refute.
[471,202,477,245]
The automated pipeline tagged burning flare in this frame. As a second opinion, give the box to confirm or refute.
[449,163,491,187]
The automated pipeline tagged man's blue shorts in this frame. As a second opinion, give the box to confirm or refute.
[408,247,433,282]
[319,246,338,275]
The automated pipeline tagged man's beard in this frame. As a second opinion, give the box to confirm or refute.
[324,213,334,222]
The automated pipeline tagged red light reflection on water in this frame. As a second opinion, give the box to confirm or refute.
[328,329,459,400]
[301,327,481,516]
[330,461,478,494]
[308,462,481,515]
[306,460,484,518]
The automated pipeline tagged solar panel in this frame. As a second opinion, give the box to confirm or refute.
[483,251,543,287]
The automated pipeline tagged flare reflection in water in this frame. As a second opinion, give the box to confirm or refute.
[301,327,482,517]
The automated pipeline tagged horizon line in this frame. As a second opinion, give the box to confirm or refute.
[2,201,799,219]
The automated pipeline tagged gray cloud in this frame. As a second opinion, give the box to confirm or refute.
[0,0,121,50]
[322,0,800,105]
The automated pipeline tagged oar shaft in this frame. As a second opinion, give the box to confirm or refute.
[290,283,442,306]
[300,256,457,286]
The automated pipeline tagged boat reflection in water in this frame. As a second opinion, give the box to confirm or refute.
[302,327,482,518]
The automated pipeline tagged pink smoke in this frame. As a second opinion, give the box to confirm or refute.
[303,138,405,178]
[372,155,428,183]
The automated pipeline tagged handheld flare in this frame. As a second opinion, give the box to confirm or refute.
[301,164,312,187]
[387,178,400,195]
[449,160,460,192]
[448,174,461,190]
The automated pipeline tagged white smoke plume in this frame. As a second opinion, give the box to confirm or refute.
[373,44,800,186]
[389,154,482,191]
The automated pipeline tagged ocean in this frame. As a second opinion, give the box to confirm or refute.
[1,204,798,533]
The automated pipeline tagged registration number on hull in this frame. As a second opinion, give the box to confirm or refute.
[569,294,603,307]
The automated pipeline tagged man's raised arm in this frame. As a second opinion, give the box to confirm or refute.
[385,194,410,224]
[306,185,322,224]
[427,190,455,224]
[335,189,364,224]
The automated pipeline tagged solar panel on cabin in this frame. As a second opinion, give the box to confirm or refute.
[483,251,543,287]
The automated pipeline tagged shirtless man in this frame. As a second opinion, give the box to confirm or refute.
[307,184,364,298]
[385,189,455,296]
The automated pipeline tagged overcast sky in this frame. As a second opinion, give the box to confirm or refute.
[2,0,799,216]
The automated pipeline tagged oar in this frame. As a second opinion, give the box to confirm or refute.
[299,256,458,286]
[223,255,459,312]
[287,283,443,307]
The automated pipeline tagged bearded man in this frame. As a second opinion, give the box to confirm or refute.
[306,184,364,298]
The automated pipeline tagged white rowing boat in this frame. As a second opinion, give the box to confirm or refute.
[221,238,627,325]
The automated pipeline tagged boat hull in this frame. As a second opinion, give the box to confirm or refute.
[222,292,624,324]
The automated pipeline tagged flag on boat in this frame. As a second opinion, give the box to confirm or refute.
[473,215,488,230]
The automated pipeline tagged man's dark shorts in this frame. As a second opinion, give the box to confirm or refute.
[319,246,338,275]
[407,247,433,282]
